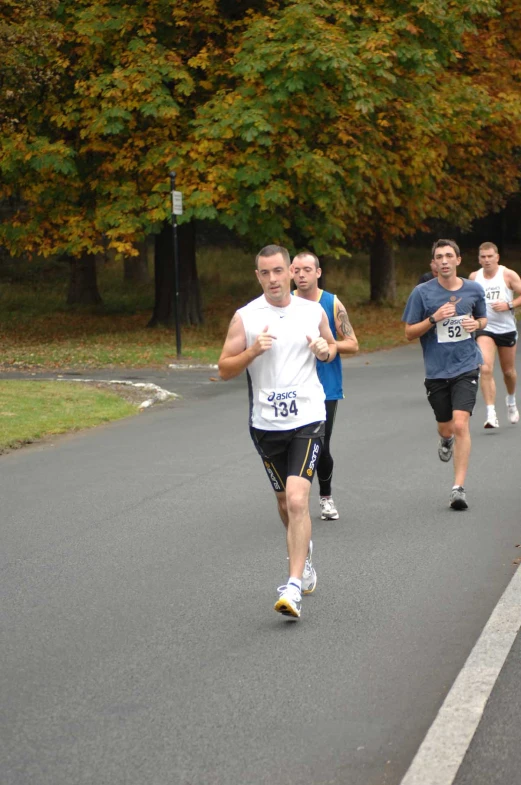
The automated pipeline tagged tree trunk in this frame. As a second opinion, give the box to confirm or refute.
[178,220,202,325]
[123,239,150,283]
[147,220,202,327]
[67,253,102,306]
[370,230,396,304]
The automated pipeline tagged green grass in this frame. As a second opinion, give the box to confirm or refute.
[1,244,520,369]
[0,381,137,452]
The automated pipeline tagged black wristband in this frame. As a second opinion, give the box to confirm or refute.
[321,352,330,363]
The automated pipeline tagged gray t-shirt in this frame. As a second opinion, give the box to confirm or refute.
[402,278,487,379]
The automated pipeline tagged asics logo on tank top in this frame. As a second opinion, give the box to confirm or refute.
[267,390,297,402]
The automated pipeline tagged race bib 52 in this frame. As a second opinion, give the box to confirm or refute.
[436,314,471,343]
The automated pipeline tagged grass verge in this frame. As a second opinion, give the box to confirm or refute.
[0,381,138,453]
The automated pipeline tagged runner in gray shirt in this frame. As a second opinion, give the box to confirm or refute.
[403,239,487,510]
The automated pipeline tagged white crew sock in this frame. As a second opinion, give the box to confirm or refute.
[288,578,302,593]
[486,405,496,418]
[507,394,516,406]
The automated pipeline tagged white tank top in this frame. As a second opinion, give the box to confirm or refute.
[238,294,326,430]
[474,266,516,334]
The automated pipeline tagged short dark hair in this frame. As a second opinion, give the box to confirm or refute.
[479,241,499,254]
[292,251,320,269]
[431,239,461,259]
[255,245,290,269]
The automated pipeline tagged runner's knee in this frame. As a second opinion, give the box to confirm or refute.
[285,487,309,518]
[453,414,470,438]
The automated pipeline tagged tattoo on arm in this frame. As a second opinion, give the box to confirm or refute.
[337,307,354,338]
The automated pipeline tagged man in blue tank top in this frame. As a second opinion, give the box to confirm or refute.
[291,252,359,521]
[403,239,487,511]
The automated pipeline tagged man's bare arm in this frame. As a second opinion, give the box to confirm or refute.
[218,313,277,380]
[498,268,521,311]
[335,298,359,355]
[405,319,435,341]
[316,311,338,362]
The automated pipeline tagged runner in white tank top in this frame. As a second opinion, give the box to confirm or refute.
[470,243,521,427]
[474,265,516,334]
[218,245,337,620]
[238,294,326,430]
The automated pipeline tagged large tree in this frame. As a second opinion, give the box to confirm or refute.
[1,0,520,310]
[186,0,521,302]
[0,0,230,312]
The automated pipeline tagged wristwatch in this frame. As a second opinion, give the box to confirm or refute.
[428,316,436,325]
[508,303,515,311]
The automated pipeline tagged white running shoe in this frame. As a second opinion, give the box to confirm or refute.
[274,584,302,618]
[484,412,499,429]
[506,397,519,424]
[320,497,339,520]
[450,486,468,511]
[302,540,317,595]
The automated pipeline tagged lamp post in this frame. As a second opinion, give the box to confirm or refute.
[169,171,182,358]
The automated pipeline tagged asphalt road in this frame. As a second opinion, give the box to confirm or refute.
[1,345,520,785]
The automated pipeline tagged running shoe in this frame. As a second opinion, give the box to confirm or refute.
[450,486,468,511]
[320,496,339,520]
[274,584,302,618]
[506,397,519,425]
[438,436,454,462]
[484,412,499,429]
[302,540,317,595]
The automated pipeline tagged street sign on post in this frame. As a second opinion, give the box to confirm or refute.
[172,191,183,216]
[169,172,182,359]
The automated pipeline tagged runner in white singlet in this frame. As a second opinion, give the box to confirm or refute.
[218,245,337,620]
[469,242,521,428]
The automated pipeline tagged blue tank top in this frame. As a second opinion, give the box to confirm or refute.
[317,290,343,400]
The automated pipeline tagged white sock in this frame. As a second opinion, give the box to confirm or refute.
[486,405,496,418]
[288,578,302,593]
[507,394,516,406]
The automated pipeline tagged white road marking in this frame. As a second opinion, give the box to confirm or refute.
[400,565,521,785]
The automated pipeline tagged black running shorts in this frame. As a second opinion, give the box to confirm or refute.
[250,421,325,492]
[475,329,517,348]
[424,369,480,423]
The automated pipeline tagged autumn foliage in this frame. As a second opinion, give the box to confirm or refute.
[0,0,520,286]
